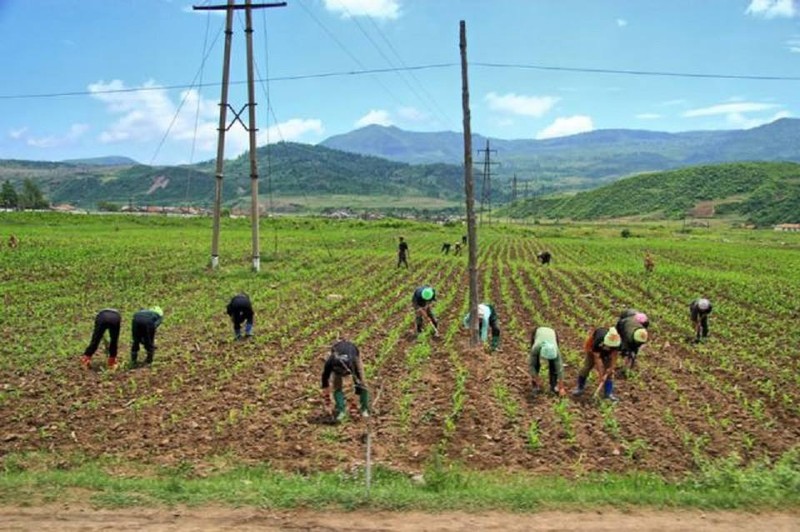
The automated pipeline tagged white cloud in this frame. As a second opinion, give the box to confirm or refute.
[485,92,559,118]
[535,115,594,139]
[88,79,321,162]
[745,0,797,18]
[8,127,28,140]
[397,106,427,122]
[355,109,392,127]
[616,18,628,27]
[324,0,400,20]
[636,113,661,120]
[263,118,324,143]
[683,102,781,117]
[26,124,89,148]
[726,110,791,128]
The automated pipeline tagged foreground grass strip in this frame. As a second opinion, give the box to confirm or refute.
[1,450,798,511]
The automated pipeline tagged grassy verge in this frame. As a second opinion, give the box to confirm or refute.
[1,449,798,511]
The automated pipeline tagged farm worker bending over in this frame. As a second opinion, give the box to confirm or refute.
[321,339,369,422]
[617,308,650,330]
[689,298,713,343]
[462,303,501,351]
[226,293,254,340]
[397,236,409,268]
[537,250,552,265]
[81,308,121,370]
[412,286,438,335]
[131,306,163,367]
[528,326,566,396]
[573,326,622,402]
[616,313,649,370]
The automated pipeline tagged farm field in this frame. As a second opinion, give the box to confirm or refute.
[0,212,799,509]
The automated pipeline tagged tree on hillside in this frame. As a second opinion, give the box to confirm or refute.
[0,180,18,209]
[18,178,49,210]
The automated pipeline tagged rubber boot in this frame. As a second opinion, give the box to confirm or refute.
[490,335,500,352]
[234,327,242,340]
[333,390,346,422]
[359,388,370,417]
[572,375,587,396]
[144,351,154,365]
[130,353,138,368]
[245,323,253,337]
[604,379,619,402]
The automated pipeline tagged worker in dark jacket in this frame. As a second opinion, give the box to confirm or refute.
[397,236,409,268]
[529,326,566,395]
[321,339,369,422]
[81,308,122,370]
[573,326,622,401]
[690,298,713,343]
[131,306,163,367]
[537,250,552,265]
[462,303,501,351]
[226,293,254,340]
[412,285,438,335]
[616,313,649,370]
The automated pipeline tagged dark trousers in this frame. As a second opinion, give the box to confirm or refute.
[693,315,709,338]
[131,316,156,363]
[397,254,408,268]
[531,355,558,391]
[229,300,254,332]
[83,310,121,357]
[414,302,437,333]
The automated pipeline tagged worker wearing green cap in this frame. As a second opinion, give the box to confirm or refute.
[529,326,566,396]
[412,285,438,335]
[131,306,164,367]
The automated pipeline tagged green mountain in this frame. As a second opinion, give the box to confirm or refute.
[320,118,800,192]
[0,142,471,209]
[60,156,139,166]
[502,161,800,226]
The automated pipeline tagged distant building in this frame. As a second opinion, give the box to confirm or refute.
[774,223,800,232]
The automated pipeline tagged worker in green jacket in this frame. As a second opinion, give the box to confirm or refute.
[529,326,566,396]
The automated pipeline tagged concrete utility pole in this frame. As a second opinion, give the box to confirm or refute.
[478,139,497,226]
[195,0,286,272]
[460,20,479,346]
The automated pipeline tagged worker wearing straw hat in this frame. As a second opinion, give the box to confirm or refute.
[573,326,622,402]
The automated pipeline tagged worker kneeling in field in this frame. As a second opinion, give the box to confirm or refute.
[226,293,254,340]
[81,308,122,370]
[573,326,622,402]
[528,326,566,396]
[689,298,713,343]
[131,306,163,367]
[321,339,370,422]
[616,313,649,371]
[462,303,501,351]
[537,250,552,265]
[412,285,438,335]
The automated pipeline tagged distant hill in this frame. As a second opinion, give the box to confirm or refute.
[502,161,800,226]
[60,156,139,166]
[320,118,800,192]
[0,142,472,209]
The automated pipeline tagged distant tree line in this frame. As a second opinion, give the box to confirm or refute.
[1,179,49,210]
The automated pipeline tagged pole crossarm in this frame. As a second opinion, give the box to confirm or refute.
[193,2,286,11]
[223,103,259,132]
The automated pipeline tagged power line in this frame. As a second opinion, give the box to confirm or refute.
[472,61,800,81]
[3,61,799,102]
[0,64,456,101]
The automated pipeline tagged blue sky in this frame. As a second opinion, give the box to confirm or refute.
[1,0,798,165]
